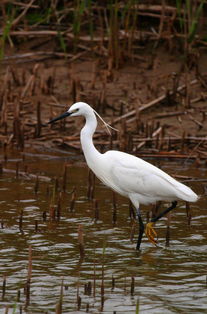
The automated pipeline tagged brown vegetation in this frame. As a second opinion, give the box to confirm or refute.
[0,1,207,161]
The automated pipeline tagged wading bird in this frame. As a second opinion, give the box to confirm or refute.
[48,102,198,250]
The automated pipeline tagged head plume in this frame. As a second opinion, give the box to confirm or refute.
[93,109,118,135]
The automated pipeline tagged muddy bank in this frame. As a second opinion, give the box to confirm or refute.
[0,46,207,161]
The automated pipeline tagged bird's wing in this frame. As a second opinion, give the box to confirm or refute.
[108,152,184,200]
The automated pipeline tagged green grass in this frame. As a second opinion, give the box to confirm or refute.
[135,298,140,314]
[0,9,14,59]
[187,0,205,43]
[176,0,206,44]
[25,8,52,25]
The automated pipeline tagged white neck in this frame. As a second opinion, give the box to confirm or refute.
[80,111,101,167]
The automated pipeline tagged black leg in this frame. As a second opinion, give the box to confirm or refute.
[136,215,144,250]
[151,201,177,223]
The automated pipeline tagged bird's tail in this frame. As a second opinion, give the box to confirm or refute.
[176,183,198,202]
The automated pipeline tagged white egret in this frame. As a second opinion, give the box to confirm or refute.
[48,102,198,250]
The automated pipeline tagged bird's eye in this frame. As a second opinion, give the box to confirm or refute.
[73,108,79,112]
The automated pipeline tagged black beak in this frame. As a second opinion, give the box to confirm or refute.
[48,111,71,124]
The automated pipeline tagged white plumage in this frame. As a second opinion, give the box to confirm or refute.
[90,150,197,204]
[49,102,198,250]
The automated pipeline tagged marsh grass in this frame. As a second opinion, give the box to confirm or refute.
[57,30,67,54]
[0,1,206,65]
[176,0,206,46]
[135,297,140,314]
[26,8,52,25]
[72,0,87,51]
[0,8,15,59]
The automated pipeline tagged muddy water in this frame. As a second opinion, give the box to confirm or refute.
[0,149,206,313]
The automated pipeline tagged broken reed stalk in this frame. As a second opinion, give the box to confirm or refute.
[93,250,96,298]
[21,63,39,98]
[165,212,171,247]
[87,170,95,200]
[35,220,38,232]
[42,211,47,222]
[101,239,106,311]
[17,289,21,302]
[25,245,32,307]
[54,177,59,193]
[111,275,115,291]
[119,118,127,151]
[24,163,27,173]
[16,162,19,179]
[35,101,42,137]
[101,265,105,311]
[19,209,23,233]
[27,245,32,281]
[77,285,81,311]
[1,276,6,300]
[93,199,99,222]
[70,187,76,212]
[13,99,24,150]
[130,277,135,296]
[1,93,8,137]
[124,276,127,292]
[49,205,56,221]
[49,181,57,220]
[186,202,192,225]
[3,142,7,162]
[34,175,39,194]
[136,298,140,314]
[87,170,91,199]
[56,192,62,220]
[62,164,68,192]
[86,302,89,312]
[112,192,117,225]
[4,305,9,314]
[84,281,92,296]
[78,224,85,260]
[10,66,20,86]
[56,278,64,314]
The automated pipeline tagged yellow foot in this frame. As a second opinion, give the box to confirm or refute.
[145,222,158,246]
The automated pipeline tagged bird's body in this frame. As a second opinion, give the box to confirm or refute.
[49,102,198,249]
[89,150,197,205]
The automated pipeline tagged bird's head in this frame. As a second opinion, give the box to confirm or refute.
[68,102,94,117]
[48,101,117,135]
[48,102,93,124]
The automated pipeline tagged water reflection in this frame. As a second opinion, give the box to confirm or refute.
[0,149,206,313]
